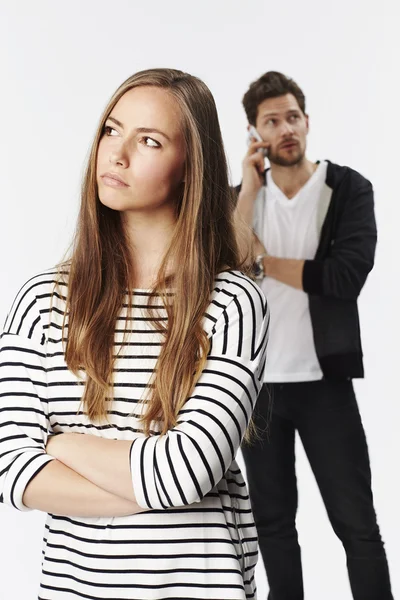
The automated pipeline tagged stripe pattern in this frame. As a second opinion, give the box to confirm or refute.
[0,269,269,599]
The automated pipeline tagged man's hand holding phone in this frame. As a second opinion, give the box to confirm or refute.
[234,126,269,262]
[241,126,269,198]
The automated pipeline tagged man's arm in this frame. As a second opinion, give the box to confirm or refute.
[250,233,305,289]
[262,256,305,290]
[255,173,376,299]
[233,137,269,263]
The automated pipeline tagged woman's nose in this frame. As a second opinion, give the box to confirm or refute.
[109,146,129,167]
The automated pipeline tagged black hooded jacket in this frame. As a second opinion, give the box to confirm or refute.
[235,161,377,379]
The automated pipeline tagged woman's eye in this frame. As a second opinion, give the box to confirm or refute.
[104,125,118,136]
[142,137,161,148]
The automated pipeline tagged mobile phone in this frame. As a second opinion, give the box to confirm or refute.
[247,125,269,157]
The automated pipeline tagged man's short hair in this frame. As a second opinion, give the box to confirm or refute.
[243,71,306,125]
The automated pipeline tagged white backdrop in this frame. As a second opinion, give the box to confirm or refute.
[0,1,398,598]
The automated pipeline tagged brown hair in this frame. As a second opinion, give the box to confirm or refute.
[243,71,306,125]
[58,68,243,436]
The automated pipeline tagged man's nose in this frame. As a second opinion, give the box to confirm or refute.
[280,121,295,137]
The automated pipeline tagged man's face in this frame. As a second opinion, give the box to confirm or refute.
[255,93,309,167]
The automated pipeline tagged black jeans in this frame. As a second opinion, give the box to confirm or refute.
[241,380,393,600]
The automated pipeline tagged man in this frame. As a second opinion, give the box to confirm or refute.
[235,71,393,600]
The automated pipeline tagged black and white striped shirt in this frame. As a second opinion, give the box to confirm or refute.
[0,268,269,599]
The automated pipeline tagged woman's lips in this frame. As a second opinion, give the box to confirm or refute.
[101,173,129,188]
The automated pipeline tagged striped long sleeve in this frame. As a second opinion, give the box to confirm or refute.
[130,275,269,509]
[0,308,54,511]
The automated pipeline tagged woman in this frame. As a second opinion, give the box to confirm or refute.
[0,68,269,599]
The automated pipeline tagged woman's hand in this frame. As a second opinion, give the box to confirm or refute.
[46,432,75,460]
[46,432,138,503]
[41,432,145,515]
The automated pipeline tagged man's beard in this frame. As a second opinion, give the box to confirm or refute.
[268,144,305,167]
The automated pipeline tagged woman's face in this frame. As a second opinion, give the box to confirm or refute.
[97,86,186,214]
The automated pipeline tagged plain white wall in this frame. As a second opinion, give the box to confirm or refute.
[0,0,398,598]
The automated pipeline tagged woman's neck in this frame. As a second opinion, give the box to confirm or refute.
[123,207,176,289]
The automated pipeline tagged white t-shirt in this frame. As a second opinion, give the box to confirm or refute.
[260,161,328,382]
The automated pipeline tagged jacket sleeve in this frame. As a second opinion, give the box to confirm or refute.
[130,276,269,509]
[302,174,377,300]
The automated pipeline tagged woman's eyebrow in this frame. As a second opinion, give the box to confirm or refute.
[108,116,124,128]
[135,127,171,142]
[106,116,171,141]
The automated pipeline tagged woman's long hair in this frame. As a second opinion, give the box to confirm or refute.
[60,68,245,435]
